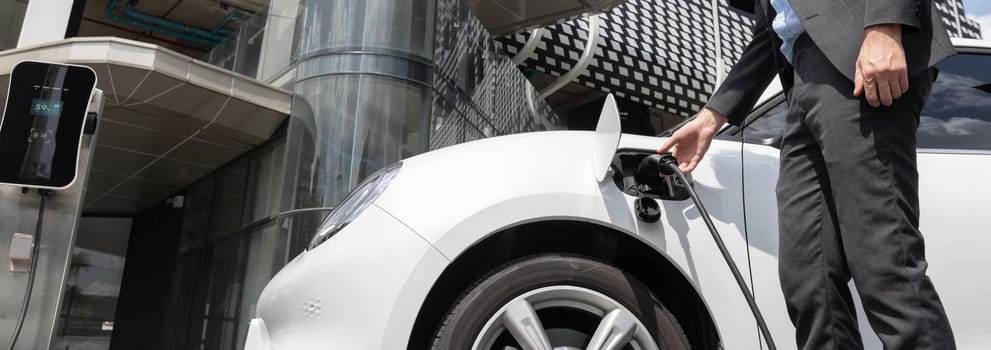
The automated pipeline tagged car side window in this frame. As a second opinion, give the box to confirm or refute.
[919,53,991,151]
[716,95,788,145]
[742,101,787,147]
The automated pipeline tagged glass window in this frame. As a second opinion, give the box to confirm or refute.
[179,178,215,253]
[236,222,286,350]
[919,53,991,151]
[742,100,787,147]
[259,0,301,81]
[245,139,286,224]
[54,217,132,350]
[194,236,247,348]
[53,248,128,350]
[720,52,991,152]
[232,11,267,79]
[209,157,249,238]
[202,1,302,81]
[716,96,787,146]
[203,237,246,320]
[201,319,237,350]
[160,249,211,349]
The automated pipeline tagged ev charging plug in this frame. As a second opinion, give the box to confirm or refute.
[639,153,778,350]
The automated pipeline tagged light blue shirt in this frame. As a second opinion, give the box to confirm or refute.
[770,0,806,64]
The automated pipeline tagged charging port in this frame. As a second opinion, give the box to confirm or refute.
[610,149,691,201]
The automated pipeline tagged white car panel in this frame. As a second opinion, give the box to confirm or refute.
[375,131,607,257]
[593,94,622,182]
[376,131,764,348]
[916,152,991,349]
[626,139,761,347]
[742,143,991,350]
[250,205,449,349]
[740,142,794,349]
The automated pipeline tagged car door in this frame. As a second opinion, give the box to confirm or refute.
[732,49,991,349]
[911,50,991,349]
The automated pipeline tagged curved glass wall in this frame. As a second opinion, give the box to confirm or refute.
[283,0,436,224]
[297,0,434,59]
[286,74,430,210]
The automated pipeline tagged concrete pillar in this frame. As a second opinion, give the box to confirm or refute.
[16,0,74,48]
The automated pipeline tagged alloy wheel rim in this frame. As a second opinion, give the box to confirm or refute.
[470,285,660,350]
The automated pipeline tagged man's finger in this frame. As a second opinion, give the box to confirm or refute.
[899,71,910,93]
[890,79,903,100]
[681,160,697,173]
[854,65,864,96]
[658,135,679,154]
[878,81,893,106]
[865,80,880,107]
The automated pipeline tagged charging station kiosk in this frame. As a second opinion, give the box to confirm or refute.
[1,60,99,350]
[0,60,97,190]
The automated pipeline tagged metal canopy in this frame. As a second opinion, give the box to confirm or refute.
[469,0,626,35]
[0,37,292,214]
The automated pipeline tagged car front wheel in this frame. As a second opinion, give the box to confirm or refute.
[431,254,690,350]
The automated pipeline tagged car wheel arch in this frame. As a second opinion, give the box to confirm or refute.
[406,219,721,349]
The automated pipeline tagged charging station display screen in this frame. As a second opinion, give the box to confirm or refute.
[0,61,96,189]
[31,99,64,118]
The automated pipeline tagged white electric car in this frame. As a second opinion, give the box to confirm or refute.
[244,39,991,350]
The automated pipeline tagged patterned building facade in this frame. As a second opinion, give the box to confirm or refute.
[498,0,983,132]
[430,0,562,150]
[936,0,983,39]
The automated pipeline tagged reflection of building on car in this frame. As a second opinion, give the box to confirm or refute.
[244,39,991,350]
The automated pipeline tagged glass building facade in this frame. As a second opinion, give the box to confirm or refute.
[0,0,982,348]
[90,0,561,348]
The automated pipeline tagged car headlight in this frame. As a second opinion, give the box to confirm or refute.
[307,162,402,250]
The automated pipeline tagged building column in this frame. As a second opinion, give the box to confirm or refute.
[16,0,75,48]
[280,0,436,248]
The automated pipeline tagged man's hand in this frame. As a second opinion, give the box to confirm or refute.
[854,24,909,107]
[658,108,727,173]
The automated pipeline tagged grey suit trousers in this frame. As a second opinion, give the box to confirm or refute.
[776,34,955,349]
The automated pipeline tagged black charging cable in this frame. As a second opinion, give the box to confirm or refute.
[7,189,50,350]
[657,155,778,350]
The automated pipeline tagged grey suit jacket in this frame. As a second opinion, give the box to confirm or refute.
[705,0,955,125]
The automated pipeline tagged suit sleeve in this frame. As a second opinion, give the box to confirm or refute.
[703,23,778,126]
[864,0,921,30]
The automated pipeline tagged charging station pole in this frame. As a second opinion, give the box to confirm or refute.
[0,60,101,350]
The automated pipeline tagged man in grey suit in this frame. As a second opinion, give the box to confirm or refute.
[660,0,957,348]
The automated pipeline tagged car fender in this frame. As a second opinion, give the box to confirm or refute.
[375,131,769,347]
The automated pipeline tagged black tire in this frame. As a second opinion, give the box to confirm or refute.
[431,254,691,349]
